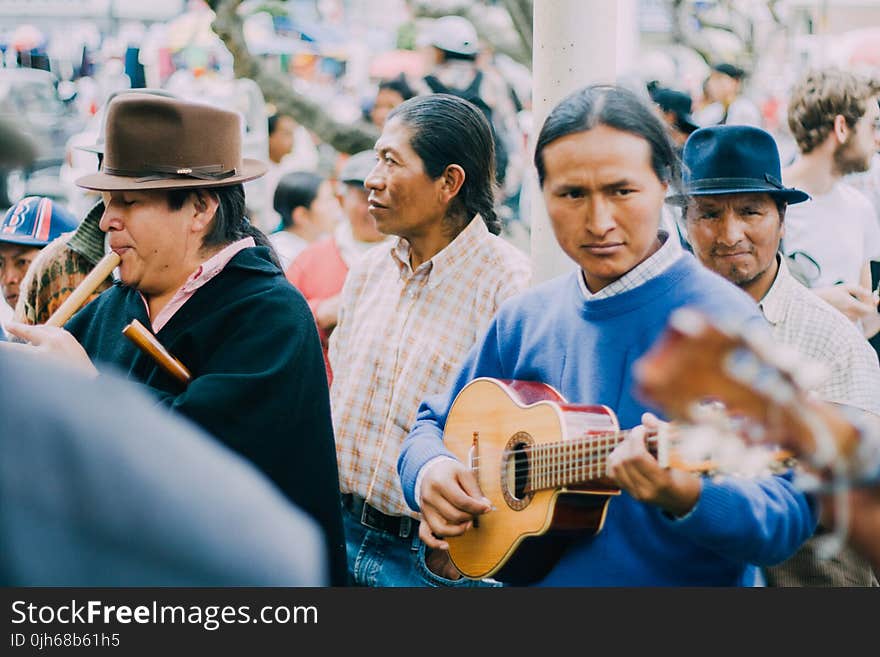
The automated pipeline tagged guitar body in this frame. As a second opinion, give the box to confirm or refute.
[443,377,621,584]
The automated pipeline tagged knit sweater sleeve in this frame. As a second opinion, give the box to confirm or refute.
[654,264,818,565]
[398,314,508,511]
[658,472,818,566]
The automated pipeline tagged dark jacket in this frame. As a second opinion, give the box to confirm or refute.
[67,246,347,585]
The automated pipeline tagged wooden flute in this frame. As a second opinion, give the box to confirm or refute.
[122,319,193,386]
[45,251,121,327]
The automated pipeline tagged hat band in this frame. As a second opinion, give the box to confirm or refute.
[687,173,785,191]
[102,164,238,183]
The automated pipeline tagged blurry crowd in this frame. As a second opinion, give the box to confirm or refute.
[1,2,880,590]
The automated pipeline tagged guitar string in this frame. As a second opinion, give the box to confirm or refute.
[471,446,783,490]
[467,434,783,490]
[465,428,658,466]
[467,442,630,489]
[466,429,662,488]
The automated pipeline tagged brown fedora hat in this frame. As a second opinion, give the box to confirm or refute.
[76,93,267,191]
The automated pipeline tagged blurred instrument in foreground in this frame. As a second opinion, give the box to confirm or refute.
[634,308,880,563]
[633,308,868,474]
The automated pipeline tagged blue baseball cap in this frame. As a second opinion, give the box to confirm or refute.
[1,196,80,248]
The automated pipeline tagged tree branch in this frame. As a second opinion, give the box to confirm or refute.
[668,0,714,65]
[498,0,533,60]
[209,0,378,155]
[766,0,784,26]
[408,0,532,67]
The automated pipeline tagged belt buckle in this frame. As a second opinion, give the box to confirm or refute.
[398,516,413,539]
[360,501,381,532]
[360,500,414,539]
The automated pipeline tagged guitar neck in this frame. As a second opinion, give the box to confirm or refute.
[524,429,661,493]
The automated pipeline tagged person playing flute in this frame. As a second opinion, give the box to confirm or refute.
[2,94,347,586]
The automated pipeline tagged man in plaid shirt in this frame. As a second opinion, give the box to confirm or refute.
[329,94,530,586]
[683,124,880,586]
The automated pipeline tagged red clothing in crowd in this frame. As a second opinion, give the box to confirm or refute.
[286,236,348,385]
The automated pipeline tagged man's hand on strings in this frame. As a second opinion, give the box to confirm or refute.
[607,412,702,518]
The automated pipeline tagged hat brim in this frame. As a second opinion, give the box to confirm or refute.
[76,142,104,155]
[678,114,700,133]
[0,234,54,248]
[666,186,810,207]
[435,45,478,57]
[75,159,267,192]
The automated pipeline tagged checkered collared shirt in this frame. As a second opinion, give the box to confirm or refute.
[577,230,682,299]
[329,217,531,517]
[760,256,880,416]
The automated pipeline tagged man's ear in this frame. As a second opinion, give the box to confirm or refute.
[190,190,219,233]
[292,206,309,227]
[832,114,850,143]
[438,164,466,204]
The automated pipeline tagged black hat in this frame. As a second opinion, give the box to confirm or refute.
[668,125,810,206]
[651,87,699,134]
[712,62,746,80]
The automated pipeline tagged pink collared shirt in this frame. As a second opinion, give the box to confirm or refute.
[144,237,256,333]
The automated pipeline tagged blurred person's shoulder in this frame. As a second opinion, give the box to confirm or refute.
[289,235,340,276]
[341,238,396,290]
[832,181,876,223]
[727,97,763,127]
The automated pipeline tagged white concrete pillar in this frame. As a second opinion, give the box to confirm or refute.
[529,0,637,283]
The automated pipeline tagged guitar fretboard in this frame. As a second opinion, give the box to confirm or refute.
[524,430,661,492]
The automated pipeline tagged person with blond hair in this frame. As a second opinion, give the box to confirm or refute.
[782,68,880,338]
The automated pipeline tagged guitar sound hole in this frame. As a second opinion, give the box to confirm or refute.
[513,444,530,499]
[502,432,534,511]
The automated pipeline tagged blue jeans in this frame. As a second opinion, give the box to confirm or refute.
[342,506,502,588]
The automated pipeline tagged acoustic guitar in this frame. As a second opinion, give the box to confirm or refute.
[441,376,789,584]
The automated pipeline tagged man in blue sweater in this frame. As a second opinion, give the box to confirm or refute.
[397,85,816,586]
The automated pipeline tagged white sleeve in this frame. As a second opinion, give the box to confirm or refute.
[860,197,880,261]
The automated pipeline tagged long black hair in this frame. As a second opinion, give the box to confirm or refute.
[534,84,680,191]
[378,74,415,102]
[167,184,280,268]
[273,172,324,229]
[386,93,501,235]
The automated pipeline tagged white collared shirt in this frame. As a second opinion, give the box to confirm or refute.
[759,256,880,415]
[577,230,682,300]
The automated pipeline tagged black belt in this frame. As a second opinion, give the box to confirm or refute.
[342,493,418,539]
